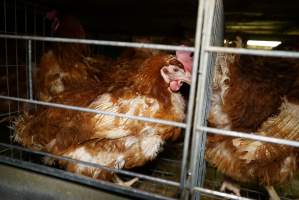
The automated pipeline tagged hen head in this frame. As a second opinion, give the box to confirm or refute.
[136,54,191,94]
[160,56,192,92]
[46,10,86,39]
[46,10,60,33]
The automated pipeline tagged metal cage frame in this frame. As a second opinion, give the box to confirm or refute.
[1,0,299,199]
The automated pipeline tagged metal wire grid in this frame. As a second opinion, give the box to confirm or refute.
[189,1,224,199]
[191,0,299,199]
[0,0,299,199]
[0,0,48,115]
[0,0,48,150]
[0,0,197,199]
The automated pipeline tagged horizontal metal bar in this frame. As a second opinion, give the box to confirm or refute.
[0,148,10,154]
[0,34,195,52]
[193,186,252,200]
[0,111,19,118]
[0,95,186,128]
[0,64,25,67]
[159,158,182,164]
[0,142,180,188]
[206,46,299,58]
[0,156,177,200]
[198,126,299,148]
[0,30,17,34]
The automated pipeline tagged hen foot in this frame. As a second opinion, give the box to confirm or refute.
[113,174,139,187]
[220,180,241,196]
[265,186,280,200]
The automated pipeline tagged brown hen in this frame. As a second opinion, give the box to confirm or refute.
[207,41,299,199]
[14,54,191,185]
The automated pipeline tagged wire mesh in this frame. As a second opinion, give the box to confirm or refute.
[189,1,224,199]
[0,0,192,199]
[1,0,299,200]
[192,0,299,199]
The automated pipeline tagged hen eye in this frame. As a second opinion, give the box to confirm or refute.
[173,68,179,72]
[163,68,168,73]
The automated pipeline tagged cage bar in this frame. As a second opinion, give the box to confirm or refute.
[198,126,299,148]
[0,34,195,52]
[27,40,32,99]
[0,95,187,128]
[189,1,224,199]
[0,0,299,199]
[178,0,205,197]
[206,46,299,58]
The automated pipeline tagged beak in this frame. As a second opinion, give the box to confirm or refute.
[180,71,192,85]
[175,70,192,85]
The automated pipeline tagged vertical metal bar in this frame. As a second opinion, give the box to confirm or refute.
[4,0,9,98]
[28,40,33,100]
[179,0,205,198]
[24,5,29,99]
[189,0,217,199]
[3,0,9,91]
[33,6,37,110]
[4,0,12,145]
[14,0,23,160]
[14,0,20,111]
[34,6,37,63]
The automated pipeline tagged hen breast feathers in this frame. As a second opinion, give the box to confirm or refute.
[14,54,187,181]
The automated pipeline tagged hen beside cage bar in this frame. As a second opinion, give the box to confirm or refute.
[1,0,299,199]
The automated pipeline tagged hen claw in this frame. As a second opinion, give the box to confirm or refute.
[220,180,241,196]
[113,174,139,187]
[265,186,280,200]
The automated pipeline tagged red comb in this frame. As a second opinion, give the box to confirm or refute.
[176,46,193,73]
